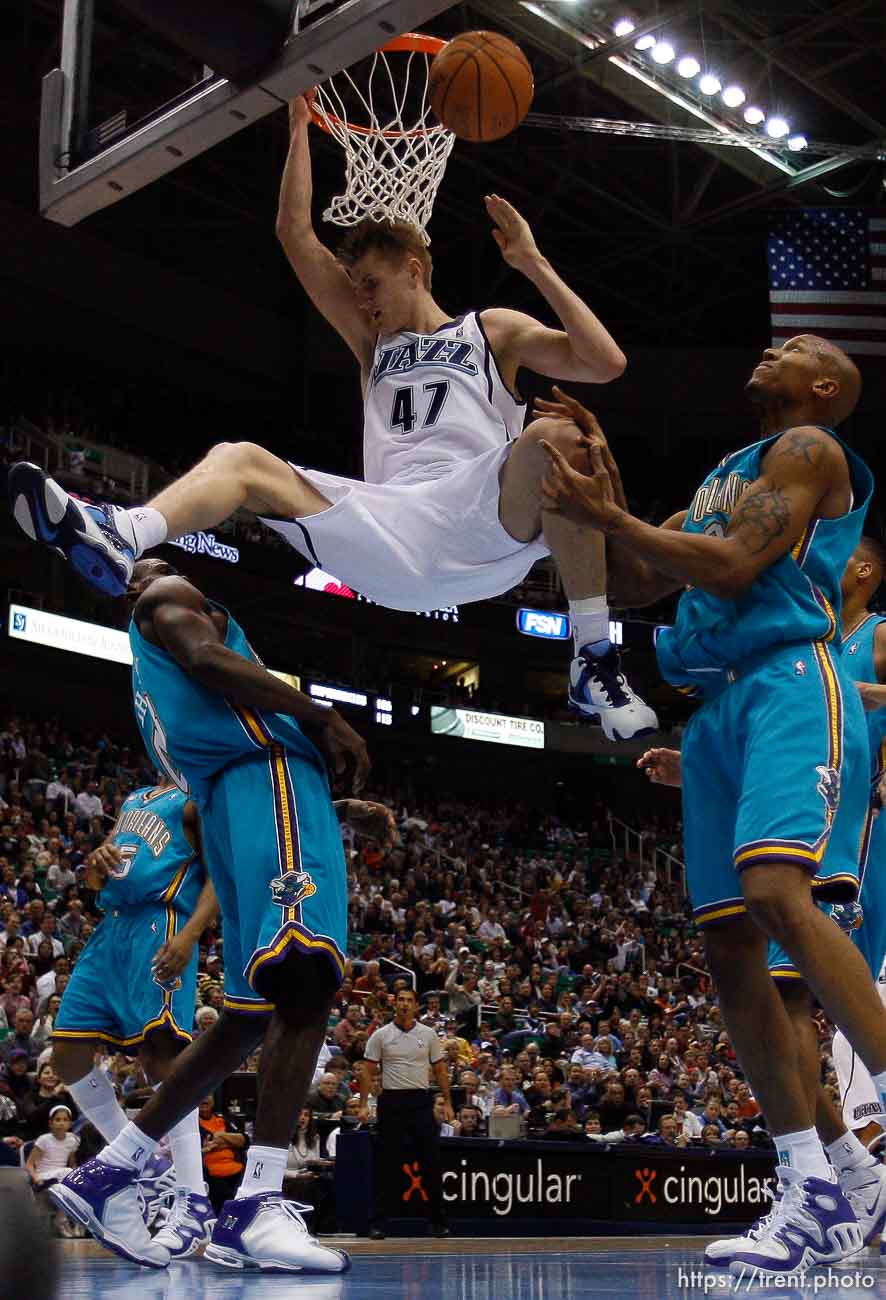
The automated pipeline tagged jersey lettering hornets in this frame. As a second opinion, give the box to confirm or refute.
[99,785,202,916]
[363,310,526,486]
[656,427,873,691]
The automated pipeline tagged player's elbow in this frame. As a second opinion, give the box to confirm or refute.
[186,639,228,682]
[602,349,627,381]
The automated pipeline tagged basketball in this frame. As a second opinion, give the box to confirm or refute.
[429,31,534,143]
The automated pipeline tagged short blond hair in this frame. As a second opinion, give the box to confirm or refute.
[338,218,432,289]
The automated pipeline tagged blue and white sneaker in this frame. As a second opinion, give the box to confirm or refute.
[8,461,137,596]
[139,1153,177,1227]
[569,644,658,741]
[48,1157,170,1268]
[728,1167,863,1277]
[704,1190,779,1267]
[839,1162,886,1249]
[204,1193,350,1273]
[152,1186,216,1258]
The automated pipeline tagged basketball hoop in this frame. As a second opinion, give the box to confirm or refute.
[306,33,455,241]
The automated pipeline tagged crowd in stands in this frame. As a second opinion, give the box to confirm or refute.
[0,709,849,1229]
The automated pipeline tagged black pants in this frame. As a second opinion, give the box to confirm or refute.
[371,1090,445,1228]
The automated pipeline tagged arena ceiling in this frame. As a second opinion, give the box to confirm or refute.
[3,0,884,357]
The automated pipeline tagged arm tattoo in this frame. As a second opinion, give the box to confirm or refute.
[730,485,791,556]
[768,429,825,467]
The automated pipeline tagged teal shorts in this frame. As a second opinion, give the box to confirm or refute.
[682,640,868,929]
[53,903,196,1050]
[199,746,348,1016]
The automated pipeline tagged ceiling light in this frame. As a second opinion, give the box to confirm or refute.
[743,106,765,125]
[721,85,746,108]
[613,19,635,37]
[634,34,656,51]
[698,73,721,96]
[676,56,700,78]
[765,116,790,138]
[651,42,676,64]
[787,134,808,151]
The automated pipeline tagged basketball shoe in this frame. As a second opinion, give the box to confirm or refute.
[203,1193,350,1272]
[727,1167,862,1277]
[703,1191,779,1267]
[8,462,137,596]
[568,643,658,740]
[48,1157,170,1268]
[839,1162,886,1249]
[139,1153,177,1226]
[153,1187,216,1259]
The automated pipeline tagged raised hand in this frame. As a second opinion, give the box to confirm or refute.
[540,440,619,530]
[485,194,541,272]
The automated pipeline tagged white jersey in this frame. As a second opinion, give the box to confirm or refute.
[363,310,526,486]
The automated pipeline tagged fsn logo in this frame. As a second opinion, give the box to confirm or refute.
[634,1167,658,1205]
[516,608,570,640]
[402,1161,428,1203]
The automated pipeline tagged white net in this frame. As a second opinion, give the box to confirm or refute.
[309,38,455,241]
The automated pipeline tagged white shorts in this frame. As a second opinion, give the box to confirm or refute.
[258,444,549,613]
[833,979,886,1133]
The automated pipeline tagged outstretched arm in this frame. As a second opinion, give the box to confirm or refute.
[482,196,625,383]
[542,426,846,600]
[275,97,374,371]
[135,577,369,791]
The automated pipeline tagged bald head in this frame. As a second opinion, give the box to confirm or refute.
[809,337,862,426]
[841,535,886,607]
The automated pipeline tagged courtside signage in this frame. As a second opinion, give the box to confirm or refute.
[8,604,133,666]
[430,706,544,749]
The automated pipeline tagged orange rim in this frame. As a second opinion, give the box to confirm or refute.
[306,32,450,140]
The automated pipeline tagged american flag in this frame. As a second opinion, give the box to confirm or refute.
[768,208,886,357]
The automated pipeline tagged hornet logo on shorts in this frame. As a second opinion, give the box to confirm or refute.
[270,870,317,909]
[816,764,841,815]
[152,972,183,992]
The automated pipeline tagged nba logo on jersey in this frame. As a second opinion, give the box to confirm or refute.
[816,764,840,815]
[848,642,860,655]
[270,870,317,909]
[794,660,807,676]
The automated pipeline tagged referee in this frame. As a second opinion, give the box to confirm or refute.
[358,987,453,1239]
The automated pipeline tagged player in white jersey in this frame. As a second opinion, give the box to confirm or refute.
[7,96,656,742]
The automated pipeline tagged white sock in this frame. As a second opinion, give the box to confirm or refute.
[774,1126,832,1179]
[67,1068,127,1144]
[570,595,610,655]
[235,1144,287,1198]
[97,1121,158,1174]
[125,506,168,556]
[826,1130,878,1175]
[167,1109,206,1194]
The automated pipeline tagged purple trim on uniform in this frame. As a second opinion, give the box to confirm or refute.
[245,920,345,993]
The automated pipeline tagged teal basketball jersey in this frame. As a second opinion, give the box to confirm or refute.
[99,785,203,916]
[843,611,886,794]
[656,428,873,691]
[129,601,325,801]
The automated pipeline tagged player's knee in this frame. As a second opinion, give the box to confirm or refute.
[519,416,588,473]
[742,869,809,938]
[50,1040,93,1085]
[205,440,269,482]
[703,917,759,989]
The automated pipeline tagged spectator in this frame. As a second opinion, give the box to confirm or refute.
[433,1094,455,1136]
[454,1104,483,1137]
[74,781,103,824]
[493,1067,528,1117]
[2,1007,38,1066]
[198,1094,247,1212]
[334,1004,365,1051]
